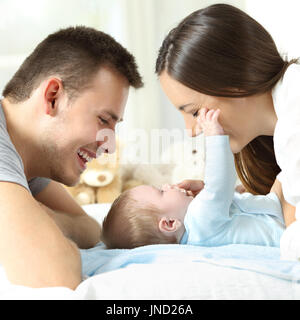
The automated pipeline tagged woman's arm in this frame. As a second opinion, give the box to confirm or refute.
[271,179,296,226]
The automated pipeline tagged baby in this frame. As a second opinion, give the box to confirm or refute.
[101,109,285,249]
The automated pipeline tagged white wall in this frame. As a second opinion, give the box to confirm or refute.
[245,0,300,60]
[0,0,117,91]
[0,0,247,128]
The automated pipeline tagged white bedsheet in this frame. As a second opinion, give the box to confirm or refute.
[0,203,299,300]
[1,258,300,300]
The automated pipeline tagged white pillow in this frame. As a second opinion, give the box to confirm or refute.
[82,203,111,225]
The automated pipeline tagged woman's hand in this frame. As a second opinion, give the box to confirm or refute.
[174,179,205,197]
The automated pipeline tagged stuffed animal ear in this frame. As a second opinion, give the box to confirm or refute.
[64,184,95,206]
[75,187,96,205]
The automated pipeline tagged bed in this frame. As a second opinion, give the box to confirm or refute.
[0,203,300,300]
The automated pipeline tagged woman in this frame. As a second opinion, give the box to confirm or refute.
[155,4,300,260]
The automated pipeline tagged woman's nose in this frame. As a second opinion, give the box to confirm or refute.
[184,118,202,137]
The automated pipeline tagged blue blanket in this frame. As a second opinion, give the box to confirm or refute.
[80,243,300,282]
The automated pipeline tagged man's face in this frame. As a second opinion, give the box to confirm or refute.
[43,66,129,186]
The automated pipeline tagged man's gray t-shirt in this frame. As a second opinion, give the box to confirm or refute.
[0,102,50,195]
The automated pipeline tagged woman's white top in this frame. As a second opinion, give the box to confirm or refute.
[272,63,300,219]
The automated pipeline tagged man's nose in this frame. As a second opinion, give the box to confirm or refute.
[96,128,116,154]
[96,139,116,154]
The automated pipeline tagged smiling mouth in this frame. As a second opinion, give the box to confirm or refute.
[76,148,96,170]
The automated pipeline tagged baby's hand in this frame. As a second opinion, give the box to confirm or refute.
[197,108,224,136]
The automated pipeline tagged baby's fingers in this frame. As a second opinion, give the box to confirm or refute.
[199,107,208,122]
[206,109,215,121]
[212,109,221,122]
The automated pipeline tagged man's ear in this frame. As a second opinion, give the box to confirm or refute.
[44,78,63,116]
[158,217,182,234]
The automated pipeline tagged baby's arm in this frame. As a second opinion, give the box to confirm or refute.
[196,108,236,198]
[184,109,237,241]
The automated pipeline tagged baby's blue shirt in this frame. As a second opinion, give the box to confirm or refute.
[180,136,285,247]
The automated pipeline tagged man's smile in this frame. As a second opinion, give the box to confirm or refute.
[76,147,96,171]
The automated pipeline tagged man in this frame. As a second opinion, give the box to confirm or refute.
[0,26,143,289]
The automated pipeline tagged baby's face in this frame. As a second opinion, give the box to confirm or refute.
[131,185,194,220]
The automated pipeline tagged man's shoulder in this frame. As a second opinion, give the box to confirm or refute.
[0,103,29,192]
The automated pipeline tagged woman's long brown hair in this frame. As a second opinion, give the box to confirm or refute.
[156,4,298,194]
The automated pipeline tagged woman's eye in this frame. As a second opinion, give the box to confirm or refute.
[192,110,199,118]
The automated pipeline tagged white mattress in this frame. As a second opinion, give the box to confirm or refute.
[0,203,299,300]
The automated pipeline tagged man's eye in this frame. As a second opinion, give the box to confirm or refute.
[98,117,109,124]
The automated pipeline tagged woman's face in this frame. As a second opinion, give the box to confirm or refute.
[159,71,260,154]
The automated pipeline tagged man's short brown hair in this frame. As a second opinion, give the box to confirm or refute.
[3,26,143,102]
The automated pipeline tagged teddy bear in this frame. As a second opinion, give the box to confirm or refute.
[83,151,122,203]
[65,141,122,205]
